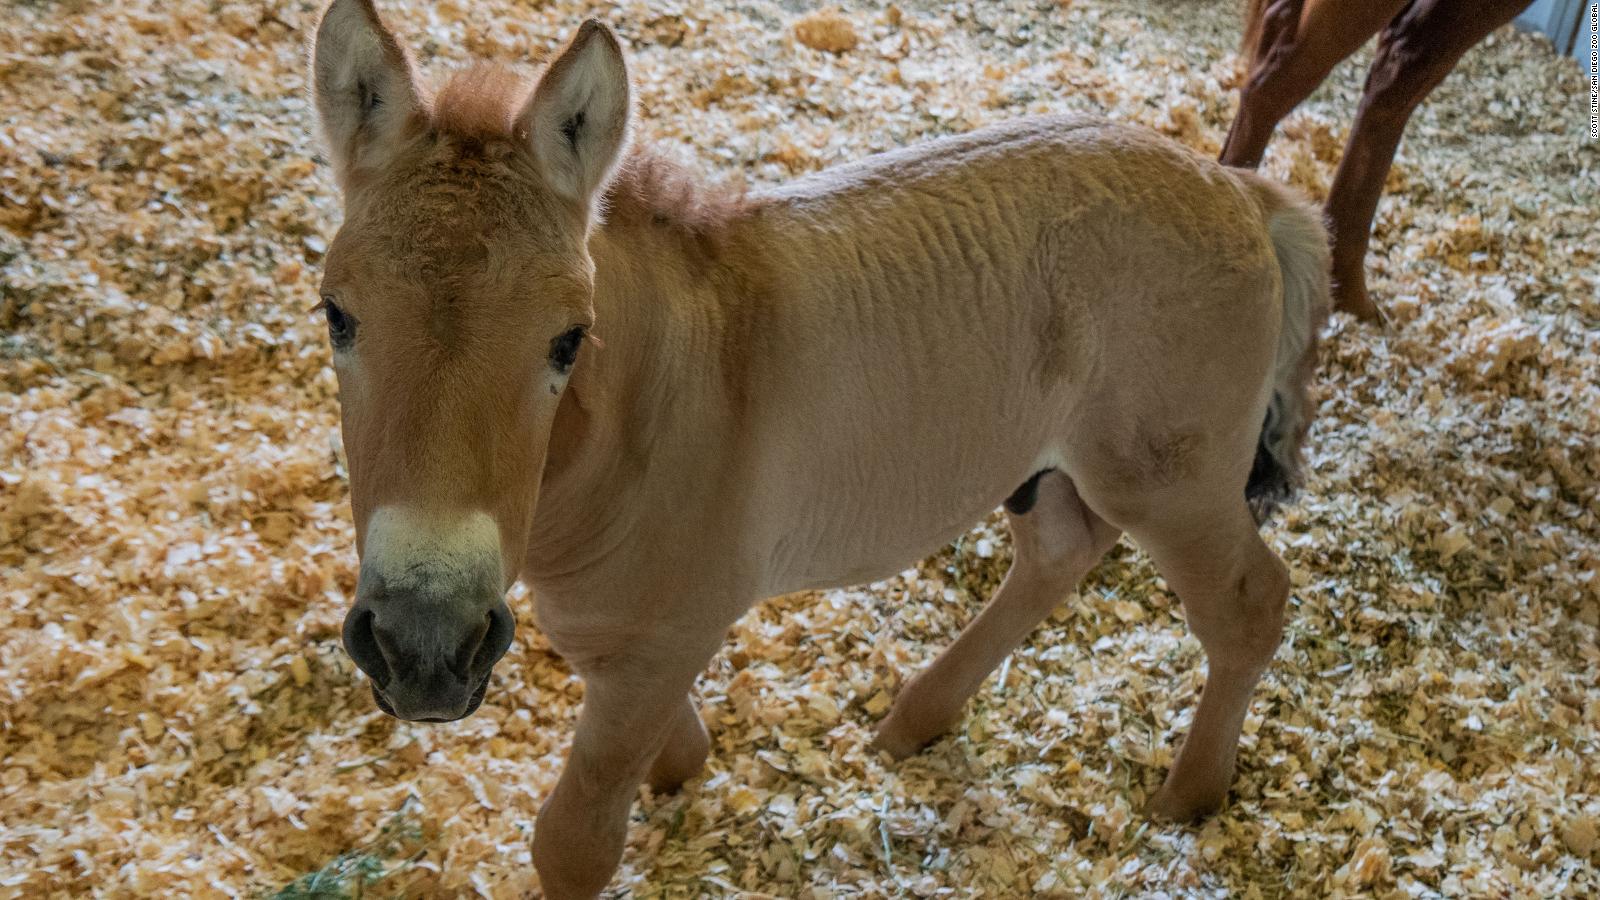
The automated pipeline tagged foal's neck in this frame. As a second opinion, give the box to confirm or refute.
[583,151,763,412]
[526,152,763,588]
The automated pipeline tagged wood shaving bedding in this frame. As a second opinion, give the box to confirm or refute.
[1,0,1596,896]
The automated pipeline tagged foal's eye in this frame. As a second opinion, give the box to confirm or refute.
[548,326,585,373]
[320,297,357,350]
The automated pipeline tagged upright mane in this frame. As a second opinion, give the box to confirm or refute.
[602,151,754,237]
[430,63,754,237]
[431,63,527,140]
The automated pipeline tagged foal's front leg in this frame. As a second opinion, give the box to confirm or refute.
[648,693,710,792]
[532,639,718,900]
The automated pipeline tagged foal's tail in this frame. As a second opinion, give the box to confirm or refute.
[1236,172,1331,523]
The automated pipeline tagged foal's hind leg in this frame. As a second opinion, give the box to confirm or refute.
[1115,498,1291,821]
[875,470,1120,758]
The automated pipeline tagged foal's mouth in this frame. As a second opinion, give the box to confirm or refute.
[369,672,492,723]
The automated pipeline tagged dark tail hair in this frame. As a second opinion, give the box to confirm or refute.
[1235,171,1331,523]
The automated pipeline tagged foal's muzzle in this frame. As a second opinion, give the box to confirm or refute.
[342,595,515,722]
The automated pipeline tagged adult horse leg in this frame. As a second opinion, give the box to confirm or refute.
[531,632,722,899]
[874,470,1121,758]
[1219,0,1407,168]
[1324,0,1532,319]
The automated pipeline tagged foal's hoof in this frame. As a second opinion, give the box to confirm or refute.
[646,734,709,794]
[871,715,937,760]
[1145,783,1226,824]
[645,769,697,795]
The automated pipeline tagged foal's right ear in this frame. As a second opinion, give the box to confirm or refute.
[311,0,423,190]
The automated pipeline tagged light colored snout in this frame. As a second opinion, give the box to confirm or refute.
[342,507,514,721]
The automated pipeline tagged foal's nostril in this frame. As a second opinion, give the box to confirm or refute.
[341,607,392,688]
[473,603,515,675]
[450,612,492,680]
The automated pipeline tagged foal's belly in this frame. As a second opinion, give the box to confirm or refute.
[770,449,1059,595]
[754,378,1069,597]
[744,264,1087,597]
[777,478,1031,594]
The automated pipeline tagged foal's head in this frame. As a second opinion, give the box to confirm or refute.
[309,0,632,721]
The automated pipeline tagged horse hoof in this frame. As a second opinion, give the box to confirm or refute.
[871,715,936,760]
[1146,783,1225,824]
[1332,279,1384,324]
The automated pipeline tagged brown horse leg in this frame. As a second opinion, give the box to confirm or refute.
[531,637,719,900]
[1123,501,1291,822]
[1325,0,1531,318]
[874,471,1120,758]
[646,694,710,792]
[1220,0,1408,168]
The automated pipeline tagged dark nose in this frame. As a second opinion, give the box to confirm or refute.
[342,598,514,721]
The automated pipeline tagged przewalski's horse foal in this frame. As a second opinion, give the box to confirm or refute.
[309,2,1329,895]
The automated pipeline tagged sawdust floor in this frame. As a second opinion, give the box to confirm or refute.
[2,0,1597,896]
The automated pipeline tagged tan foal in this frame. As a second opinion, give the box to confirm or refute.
[307,2,1330,895]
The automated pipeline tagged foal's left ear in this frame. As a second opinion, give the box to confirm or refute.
[517,21,631,212]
